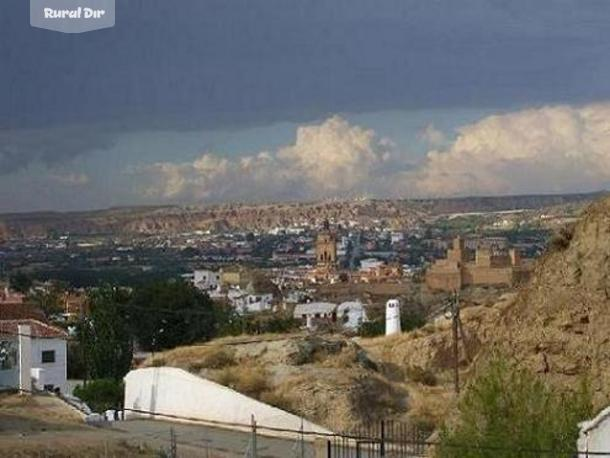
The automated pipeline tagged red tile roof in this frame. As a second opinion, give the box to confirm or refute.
[0,319,68,339]
[0,303,46,321]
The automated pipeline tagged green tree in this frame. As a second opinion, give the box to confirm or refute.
[27,284,64,318]
[77,286,133,380]
[9,271,33,294]
[358,305,426,337]
[128,280,218,351]
[437,354,593,458]
[73,379,123,413]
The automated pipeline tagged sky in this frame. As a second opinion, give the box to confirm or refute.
[2,0,610,212]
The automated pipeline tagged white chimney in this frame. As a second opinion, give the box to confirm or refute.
[18,324,32,394]
[385,299,401,336]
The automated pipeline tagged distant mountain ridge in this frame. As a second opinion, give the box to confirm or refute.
[0,191,605,239]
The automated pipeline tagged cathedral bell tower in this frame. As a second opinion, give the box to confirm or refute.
[315,220,337,269]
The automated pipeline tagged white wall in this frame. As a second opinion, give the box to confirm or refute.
[338,302,367,330]
[31,338,67,393]
[193,270,220,291]
[124,367,331,435]
[578,406,610,455]
[0,337,19,389]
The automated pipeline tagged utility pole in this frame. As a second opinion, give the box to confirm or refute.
[445,290,461,394]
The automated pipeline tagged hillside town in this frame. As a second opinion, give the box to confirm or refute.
[0,192,606,456]
[5,0,610,456]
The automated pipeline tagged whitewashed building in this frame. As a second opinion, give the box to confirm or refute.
[337,301,368,330]
[293,302,337,328]
[359,258,384,272]
[227,289,273,315]
[0,319,68,393]
[182,270,220,292]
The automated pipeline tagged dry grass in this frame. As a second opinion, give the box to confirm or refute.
[259,390,297,414]
[214,366,270,398]
[406,385,455,432]
[188,347,236,372]
[146,345,236,372]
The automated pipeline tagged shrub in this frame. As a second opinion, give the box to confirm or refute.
[215,366,269,398]
[358,307,426,337]
[188,347,236,372]
[73,379,124,413]
[549,225,575,252]
[150,357,166,367]
[406,365,437,386]
[259,391,297,414]
[436,354,592,458]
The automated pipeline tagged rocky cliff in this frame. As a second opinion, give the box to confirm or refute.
[493,195,610,402]
[364,194,610,416]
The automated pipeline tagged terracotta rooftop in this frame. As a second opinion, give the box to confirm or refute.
[0,303,46,321]
[0,319,68,339]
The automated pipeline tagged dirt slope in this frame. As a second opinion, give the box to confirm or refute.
[364,195,610,416]
[490,195,610,404]
[148,334,410,432]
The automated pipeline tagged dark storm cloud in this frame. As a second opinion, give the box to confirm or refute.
[2,0,610,174]
[3,0,610,130]
[0,128,114,174]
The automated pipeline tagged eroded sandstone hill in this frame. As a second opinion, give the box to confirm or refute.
[492,195,610,403]
[0,192,600,238]
[363,194,610,422]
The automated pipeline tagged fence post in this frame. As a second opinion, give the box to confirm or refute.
[326,440,331,458]
[300,418,305,458]
[251,415,258,458]
[169,427,177,458]
[380,420,385,457]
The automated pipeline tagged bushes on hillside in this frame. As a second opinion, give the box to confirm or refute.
[73,379,124,413]
[359,307,426,337]
[436,354,592,458]
[549,225,575,252]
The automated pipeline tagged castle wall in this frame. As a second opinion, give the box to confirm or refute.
[425,271,462,291]
[462,265,514,286]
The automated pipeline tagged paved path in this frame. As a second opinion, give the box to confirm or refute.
[112,418,319,458]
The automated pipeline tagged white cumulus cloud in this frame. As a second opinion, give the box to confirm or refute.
[133,116,405,202]
[413,103,610,196]
[133,103,610,203]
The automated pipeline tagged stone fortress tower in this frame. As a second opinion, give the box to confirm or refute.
[425,235,530,292]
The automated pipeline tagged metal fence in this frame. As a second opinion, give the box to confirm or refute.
[326,420,429,458]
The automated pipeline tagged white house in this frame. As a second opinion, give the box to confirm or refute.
[227,289,273,315]
[0,319,68,393]
[182,269,220,292]
[359,258,384,272]
[337,301,368,330]
[293,302,337,328]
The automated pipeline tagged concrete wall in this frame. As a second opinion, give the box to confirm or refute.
[578,406,610,455]
[0,337,19,389]
[31,338,67,393]
[124,367,332,435]
[18,325,32,393]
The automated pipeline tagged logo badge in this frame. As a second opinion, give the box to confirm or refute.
[30,0,115,33]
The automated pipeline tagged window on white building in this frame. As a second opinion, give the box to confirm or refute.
[41,350,55,363]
